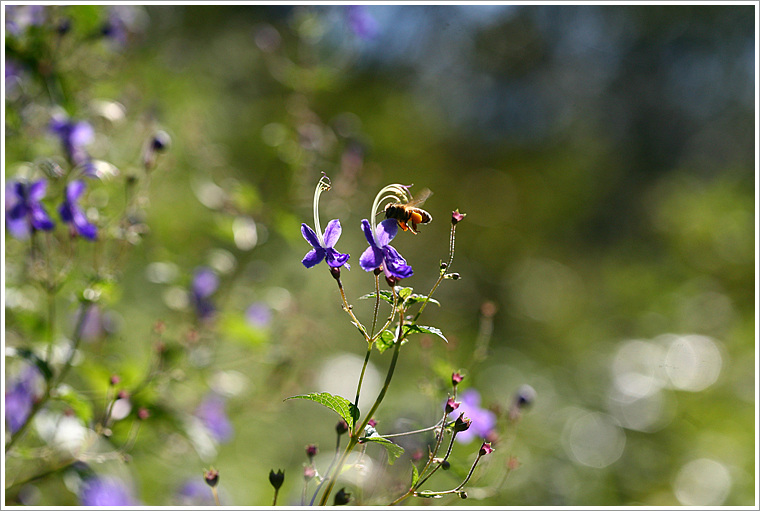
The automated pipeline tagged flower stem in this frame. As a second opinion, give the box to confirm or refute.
[6,302,92,453]
[354,342,373,409]
[319,302,406,506]
[211,486,221,506]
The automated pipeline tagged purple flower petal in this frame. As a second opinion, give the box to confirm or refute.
[301,223,321,249]
[382,245,413,279]
[359,245,383,272]
[195,394,233,443]
[70,122,94,148]
[322,219,342,248]
[28,180,47,201]
[325,248,350,269]
[245,302,272,328]
[360,219,377,248]
[65,180,86,202]
[192,267,219,298]
[302,247,325,268]
[79,476,137,506]
[376,218,398,247]
[31,204,55,231]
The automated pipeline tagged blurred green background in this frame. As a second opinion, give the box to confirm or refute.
[4,4,756,506]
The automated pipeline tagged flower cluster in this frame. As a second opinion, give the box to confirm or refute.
[300,176,414,280]
[5,178,98,241]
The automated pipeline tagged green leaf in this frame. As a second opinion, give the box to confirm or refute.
[55,386,94,425]
[376,330,396,353]
[398,287,413,300]
[410,461,420,487]
[404,294,440,307]
[12,347,53,381]
[404,325,448,343]
[285,392,359,430]
[358,290,395,305]
[360,436,405,465]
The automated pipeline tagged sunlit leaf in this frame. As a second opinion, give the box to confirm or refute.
[285,392,359,430]
[360,435,405,465]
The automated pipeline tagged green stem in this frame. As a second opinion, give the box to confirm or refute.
[6,302,92,453]
[354,343,373,409]
[319,301,405,506]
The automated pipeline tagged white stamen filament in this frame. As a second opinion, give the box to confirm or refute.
[313,174,331,246]
[370,184,413,232]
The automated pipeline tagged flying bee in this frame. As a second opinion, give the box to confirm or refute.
[384,188,433,234]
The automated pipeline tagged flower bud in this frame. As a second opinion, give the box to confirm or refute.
[451,210,466,225]
[306,444,318,460]
[453,413,471,432]
[137,408,150,420]
[151,130,171,152]
[479,441,494,456]
[509,384,537,421]
[458,490,468,499]
[451,372,463,386]
[445,397,460,414]
[304,465,316,481]
[204,468,219,487]
[335,419,349,436]
[109,374,121,386]
[117,390,129,400]
[268,469,284,490]
[333,488,351,505]
[441,460,450,470]
[330,266,341,280]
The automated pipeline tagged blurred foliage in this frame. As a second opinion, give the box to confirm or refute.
[4,3,756,507]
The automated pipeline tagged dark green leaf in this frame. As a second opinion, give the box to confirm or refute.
[404,294,440,307]
[358,290,395,305]
[285,392,359,430]
[404,325,448,343]
[360,436,405,465]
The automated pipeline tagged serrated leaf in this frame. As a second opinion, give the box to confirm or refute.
[376,330,396,353]
[404,325,447,343]
[358,290,395,305]
[285,392,359,430]
[397,287,413,300]
[404,294,440,307]
[410,461,420,487]
[55,386,94,425]
[360,436,405,465]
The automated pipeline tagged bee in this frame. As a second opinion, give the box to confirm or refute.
[384,188,433,234]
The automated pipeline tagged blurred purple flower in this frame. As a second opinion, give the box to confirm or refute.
[346,6,379,40]
[176,479,215,506]
[5,58,23,96]
[447,389,496,444]
[5,179,55,239]
[5,5,46,36]
[195,393,233,443]
[59,180,97,240]
[301,219,350,269]
[359,218,413,279]
[49,114,96,175]
[101,6,143,48]
[190,267,219,321]
[245,302,272,329]
[79,476,137,506]
[5,365,42,434]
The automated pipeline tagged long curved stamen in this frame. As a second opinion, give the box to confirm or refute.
[370,183,413,232]
[313,173,331,246]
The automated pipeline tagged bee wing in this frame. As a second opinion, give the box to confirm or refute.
[407,188,432,207]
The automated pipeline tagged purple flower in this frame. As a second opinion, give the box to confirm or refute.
[190,267,219,321]
[79,476,137,506]
[5,179,55,239]
[5,5,46,36]
[4,365,42,433]
[301,219,350,269]
[346,6,379,40]
[447,389,496,444]
[49,115,95,175]
[359,218,413,279]
[245,302,272,328]
[195,393,233,443]
[59,180,97,240]
[176,479,215,506]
